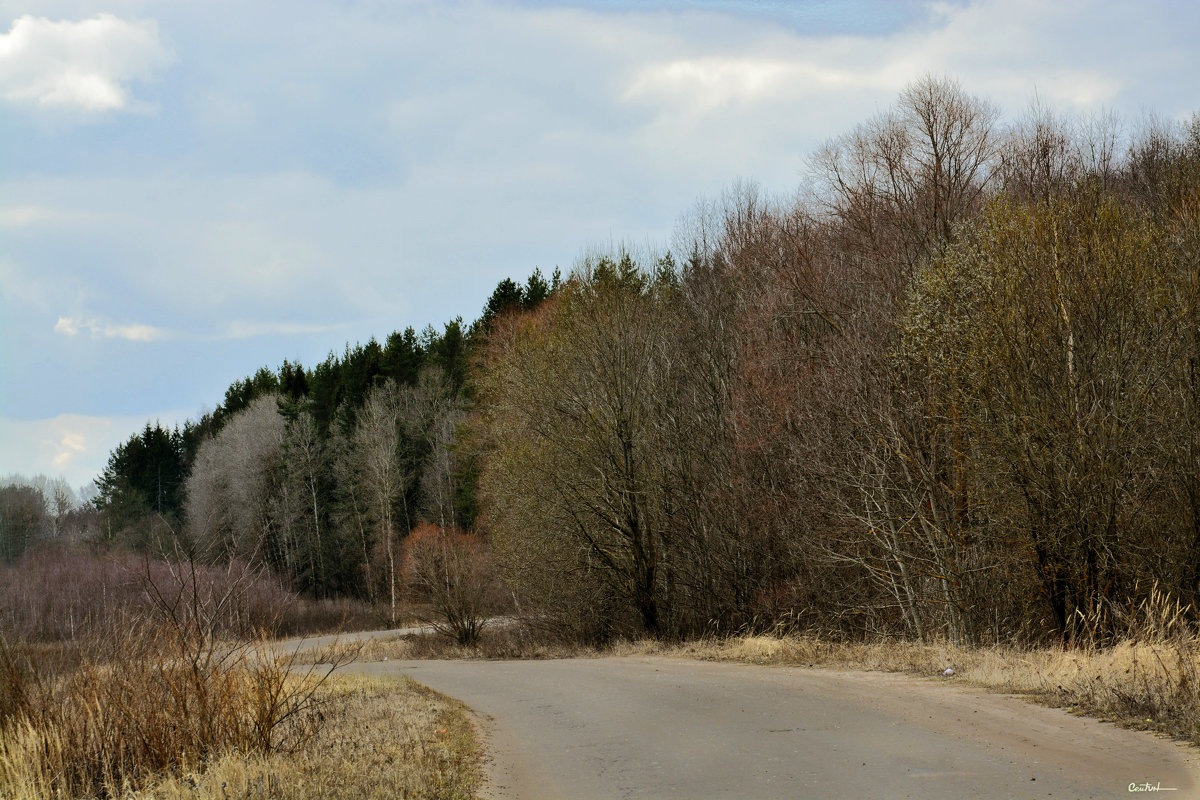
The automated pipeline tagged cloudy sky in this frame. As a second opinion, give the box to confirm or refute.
[2,0,1199,492]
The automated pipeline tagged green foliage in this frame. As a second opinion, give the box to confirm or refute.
[523,268,550,309]
[279,359,310,400]
[451,441,480,532]
[425,319,468,395]
[95,424,187,516]
[590,251,644,292]
[482,278,524,325]
[382,327,423,386]
[224,367,281,416]
[474,268,559,338]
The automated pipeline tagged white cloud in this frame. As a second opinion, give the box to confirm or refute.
[624,57,878,112]
[602,0,1198,185]
[52,313,348,343]
[4,0,1200,429]
[0,13,171,112]
[220,320,349,340]
[52,432,85,470]
[54,315,173,342]
[0,411,192,490]
[0,204,66,227]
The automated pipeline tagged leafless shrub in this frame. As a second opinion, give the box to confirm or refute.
[0,545,378,642]
[0,559,356,798]
[403,522,498,645]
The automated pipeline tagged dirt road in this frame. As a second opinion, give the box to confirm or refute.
[343,655,1198,800]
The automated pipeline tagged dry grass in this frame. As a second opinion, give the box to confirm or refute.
[2,631,481,800]
[143,675,482,800]
[0,549,478,800]
[651,591,1200,746]
[0,620,346,799]
[342,624,598,663]
[658,634,1200,742]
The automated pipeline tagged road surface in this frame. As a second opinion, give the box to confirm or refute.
[338,655,1199,800]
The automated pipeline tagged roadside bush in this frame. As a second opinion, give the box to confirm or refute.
[1064,589,1200,742]
[0,594,352,798]
[402,523,499,645]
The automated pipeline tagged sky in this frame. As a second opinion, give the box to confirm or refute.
[2,0,1199,493]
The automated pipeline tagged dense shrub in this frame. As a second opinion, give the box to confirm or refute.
[402,523,499,645]
[0,545,379,642]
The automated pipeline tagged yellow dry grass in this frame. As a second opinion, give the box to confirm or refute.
[330,627,589,663]
[1,673,480,800]
[0,622,344,799]
[141,675,482,800]
[654,631,1200,745]
[2,616,482,800]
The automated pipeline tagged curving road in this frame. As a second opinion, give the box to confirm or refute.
[341,655,1199,800]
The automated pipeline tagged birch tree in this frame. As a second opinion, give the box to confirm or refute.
[353,381,407,624]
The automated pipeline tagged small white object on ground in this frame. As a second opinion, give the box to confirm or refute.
[943,668,955,676]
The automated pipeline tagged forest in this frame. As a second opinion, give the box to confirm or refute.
[6,76,1200,647]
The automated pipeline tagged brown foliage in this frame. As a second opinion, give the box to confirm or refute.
[0,544,378,643]
[402,522,497,645]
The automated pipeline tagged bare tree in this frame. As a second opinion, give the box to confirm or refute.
[0,475,77,540]
[279,410,327,592]
[998,102,1084,203]
[185,396,285,566]
[402,368,465,530]
[812,75,998,297]
[0,485,51,563]
[353,381,407,625]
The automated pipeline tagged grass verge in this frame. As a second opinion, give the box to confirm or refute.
[3,619,481,799]
[0,622,346,799]
[143,674,482,800]
[664,633,1200,743]
[332,625,585,663]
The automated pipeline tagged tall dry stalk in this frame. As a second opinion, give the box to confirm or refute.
[0,559,356,798]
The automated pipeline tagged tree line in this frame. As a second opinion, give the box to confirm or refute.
[76,76,1200,645]
[85,271,556,610]
[480,78,1200,644]
[0,474,93,564]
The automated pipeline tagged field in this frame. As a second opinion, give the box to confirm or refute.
[0,632,481,800]
[0,551,481,800]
